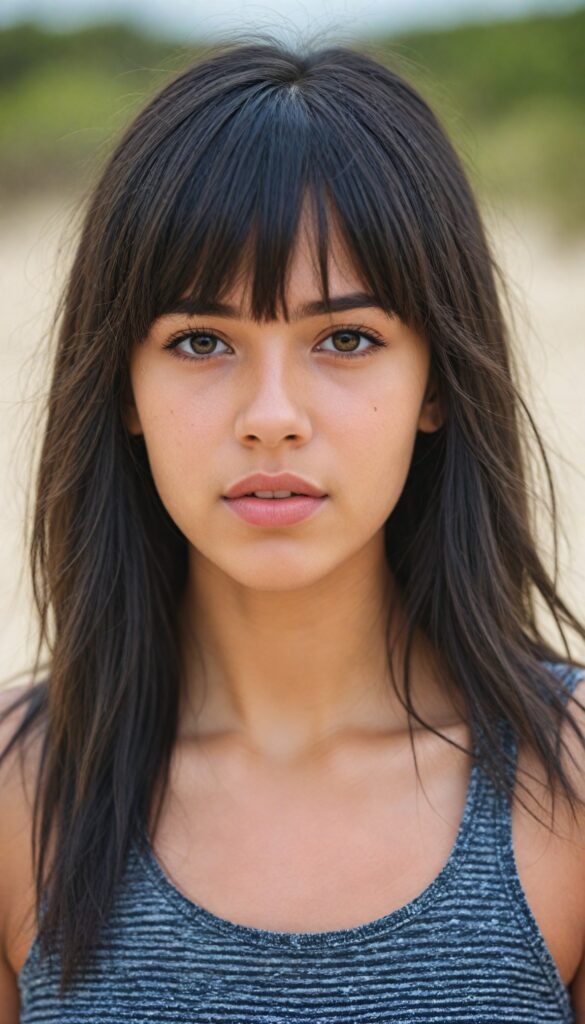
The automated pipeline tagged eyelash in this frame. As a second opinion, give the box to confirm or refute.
[161,324,388,363]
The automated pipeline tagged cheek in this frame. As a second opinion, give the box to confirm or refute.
[134,379,223,522]
[332,372,424,510]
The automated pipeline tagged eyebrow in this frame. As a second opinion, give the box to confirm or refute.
[157,291,389,323]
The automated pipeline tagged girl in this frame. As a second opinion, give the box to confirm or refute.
[1,34,585,1023]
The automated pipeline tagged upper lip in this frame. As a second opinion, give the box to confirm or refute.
[223,473,327,499]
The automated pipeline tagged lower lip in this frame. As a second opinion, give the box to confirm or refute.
[222,495,328,526]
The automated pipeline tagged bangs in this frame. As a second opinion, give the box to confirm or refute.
[117,60,434,345]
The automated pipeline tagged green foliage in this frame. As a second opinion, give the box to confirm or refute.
[0,20,201,194]
[0,20,177,88]
[387,8,585,119]
[381,7,585,234]
[0,10,583,233]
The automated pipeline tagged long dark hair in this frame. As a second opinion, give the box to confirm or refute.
[2,32,584,998]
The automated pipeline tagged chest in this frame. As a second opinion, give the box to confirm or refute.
[7,729,585,991]
[146,729,584,985]
[154,747,465,933]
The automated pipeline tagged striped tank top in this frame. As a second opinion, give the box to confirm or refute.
[18,660,583,1023]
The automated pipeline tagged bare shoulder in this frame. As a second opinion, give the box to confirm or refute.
[558,673,585,1016]
[0,682,45,1012]
[512,670,585,1008]
[0,680,43,809]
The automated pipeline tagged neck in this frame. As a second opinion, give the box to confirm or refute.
[176,533,461,762]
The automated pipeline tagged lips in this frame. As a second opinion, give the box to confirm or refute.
[223,472,327,500]
[223,493,327,527]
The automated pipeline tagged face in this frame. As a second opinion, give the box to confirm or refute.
[124,213,443,591]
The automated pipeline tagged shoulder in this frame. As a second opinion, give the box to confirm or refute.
[0,681,44,802]
[513,663,585,1002]
[0,683,45,975]
[515,660,585,810]
[548,662,585,822]
[555,668,585,1013]
[0,680,42,873]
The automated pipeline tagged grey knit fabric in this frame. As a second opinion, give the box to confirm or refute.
[18,660,583,1023]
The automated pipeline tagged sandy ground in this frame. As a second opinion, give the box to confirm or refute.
[1,194,584,683]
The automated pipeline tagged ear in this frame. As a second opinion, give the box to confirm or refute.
[417,367,445,434]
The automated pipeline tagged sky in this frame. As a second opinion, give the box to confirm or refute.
[0,0,581,41]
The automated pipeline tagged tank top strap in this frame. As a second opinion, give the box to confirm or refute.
[498,659,585,789]
[483,659,584,1015]
[456,659,585,885]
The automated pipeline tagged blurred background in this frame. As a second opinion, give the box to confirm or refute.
[1,0,584,683]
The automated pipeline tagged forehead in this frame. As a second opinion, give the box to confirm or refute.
[217,204,367,321]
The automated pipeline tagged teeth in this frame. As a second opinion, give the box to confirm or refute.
[252,490,294,498]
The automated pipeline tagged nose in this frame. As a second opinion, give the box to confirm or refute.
[234,345,312,448]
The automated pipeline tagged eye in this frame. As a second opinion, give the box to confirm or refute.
[316,327,387,359]
[161,328,231,362]
[161,324,387,363]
